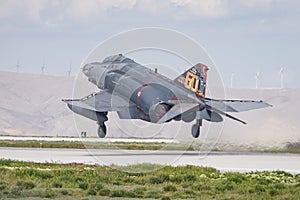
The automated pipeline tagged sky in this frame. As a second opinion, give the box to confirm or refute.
[0,0,300,88]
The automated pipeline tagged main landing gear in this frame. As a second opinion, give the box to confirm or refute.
[97,112,108,138]
[97,122,107,138]
[191,119,202,138]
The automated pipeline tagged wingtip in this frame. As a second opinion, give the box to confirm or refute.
[261,100,272,108]
[266,102,273,107]
[62,99,72,103]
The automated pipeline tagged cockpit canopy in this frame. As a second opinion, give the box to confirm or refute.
[102,54,134,63]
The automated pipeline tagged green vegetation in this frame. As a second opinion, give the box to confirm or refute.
[0,140,195,151]
[1,139,300,153]
[264,148,300,154]
[0,159,299,199]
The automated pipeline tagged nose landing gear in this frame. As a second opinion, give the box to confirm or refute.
[191,119,202,138]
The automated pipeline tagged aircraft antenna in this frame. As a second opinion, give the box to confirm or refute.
[254,72,260,89]
[279,67,284,88]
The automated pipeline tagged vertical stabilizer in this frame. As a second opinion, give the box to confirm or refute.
[174,63,209,98]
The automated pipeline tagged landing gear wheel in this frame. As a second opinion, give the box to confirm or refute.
[98,124,107,138]
[191,124,200,138]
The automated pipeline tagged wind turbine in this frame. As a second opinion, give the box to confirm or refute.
[41,62,45,74]
[16,60,20,73]
[67,61,72,77]
[279,67,284,88]
[230,73,235,88]
[255,72,260,89]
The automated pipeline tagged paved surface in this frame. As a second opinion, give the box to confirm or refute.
[1,147,300,174]
[0,136,178,143]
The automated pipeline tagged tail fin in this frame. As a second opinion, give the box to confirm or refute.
[174,63,209,98]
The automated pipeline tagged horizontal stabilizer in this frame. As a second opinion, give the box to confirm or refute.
[204,98,272,112]
[196,109,223,122]
[157,103,198,124]
[207,105,247,124]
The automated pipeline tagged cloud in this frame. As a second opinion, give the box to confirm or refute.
[0,0,48,21]
[0,0,294,30]
[238,0,281,8]
[135,0,170,14]
[25,0,48,21]
[66,0,136,21]
[171,0,228,18]
[0,1,23,18]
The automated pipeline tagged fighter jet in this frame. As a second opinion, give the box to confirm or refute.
[63,54,271,138]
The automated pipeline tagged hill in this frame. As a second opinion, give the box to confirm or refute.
[0,71,299,149]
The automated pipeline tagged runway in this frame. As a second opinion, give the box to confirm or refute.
[0,136,178,143]
[1,147,300,174]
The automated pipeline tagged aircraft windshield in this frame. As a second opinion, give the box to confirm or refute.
[102,54,134,63]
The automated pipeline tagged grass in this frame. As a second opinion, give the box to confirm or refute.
[0,140,195,151]
[0,159,299,199]
[1,140,300,154]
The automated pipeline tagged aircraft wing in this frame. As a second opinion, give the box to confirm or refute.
[62,90,128,112]
[204,98,272,112]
